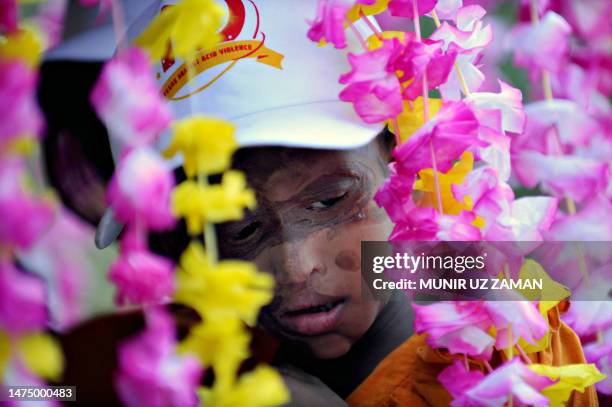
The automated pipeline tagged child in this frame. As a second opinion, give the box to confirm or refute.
[48,1,597,405]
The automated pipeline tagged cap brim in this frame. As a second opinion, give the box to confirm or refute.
[97,102,383,247]
[232,101,383,149]
[95,208,124,249]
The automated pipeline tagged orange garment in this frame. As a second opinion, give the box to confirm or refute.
[347,300,598,407]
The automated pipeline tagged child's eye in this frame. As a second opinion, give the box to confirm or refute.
[233,221,262,241]
[307,192,347,210]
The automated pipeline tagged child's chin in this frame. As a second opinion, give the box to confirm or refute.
[304,333,354,359]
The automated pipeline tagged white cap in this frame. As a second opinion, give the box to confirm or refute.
[50,0,384,247]
[130,0,382,153]
[49,0,383,152]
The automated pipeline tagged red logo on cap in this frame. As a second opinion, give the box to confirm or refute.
[161,0,247,72]
[159,0,284,100]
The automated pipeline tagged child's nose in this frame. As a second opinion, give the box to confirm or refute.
[271,232,327,286]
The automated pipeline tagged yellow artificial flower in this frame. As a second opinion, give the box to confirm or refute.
[529,364,606,407]
[0,26,45,67]
[175,242,274,325]
[389,97,443,142]
[367,30,406,50]
[135,0,225,60]
[180,317,250,388]
[4,138,37,156]
[518,259,570,303]
[199,365,290,407]
[315,2,390,47]
[164,116,237,177]
[415,151,474,215]
[172,171,256,234]
[18,333,64,381]
[0,331,8,378]
[516,259,571,353]
[347,0,390,22]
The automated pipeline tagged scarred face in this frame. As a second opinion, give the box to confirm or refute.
[217,137,394,359]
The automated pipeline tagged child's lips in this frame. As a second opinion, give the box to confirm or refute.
[277,297,347,336]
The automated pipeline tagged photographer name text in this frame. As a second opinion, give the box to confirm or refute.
[372,277,543,291]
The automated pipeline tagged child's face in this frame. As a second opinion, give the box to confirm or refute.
[218,139,393,359]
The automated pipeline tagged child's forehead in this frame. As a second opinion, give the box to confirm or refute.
[232,144,380,199]
[233,139,383,173]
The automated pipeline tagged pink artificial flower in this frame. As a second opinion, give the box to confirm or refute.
[470,108,511,182]
[438,359,485,400]
[567,44,612,103]
[551,63,612,121]
[454,4,487,31]
[0,60,44,148]
[518,0,550,20]
[109,229,174,306]
[79,0,112,18]
[374,163,415,223]
[18,208,93,330]
[488,196,558,242]
[454,164,559,244]
[115,308,203,407]
[452,166,513,229]
[390,206,440,240]
[447,357,553,407]
[90,47,172,148]
[430,5,492,99]
[583,330,612,364]
[0,0,18,33]
[307,0,376,49]
[30,0,68,49]
[397,38,457,100]
[466,80,526,135]
[562,267,612,336]
[413,301,495,359]
[566,300,612,338]
[393,101,483,175]
[339,38,404,123]
[515,100,600,154]
[388,0,437,18]
[477,122,511,181]
[0,260,48,334]
[512,152,608,203]
[431,0,463,21]
[436,211,481,241]
[107,147,176,230]
[546,196,612,242]
[583,328,612,395]
[414,299,548,359]
[483,300,549,349]
[551,0,610,46]
[374,164,441,240]
[508,11,571,74]
[0,159,55,249]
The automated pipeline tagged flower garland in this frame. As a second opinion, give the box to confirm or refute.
[91,1,289,405]
[1,0,610,405]
[307,0,610,404]
[2,0,290,406]
[0,4,68,391]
